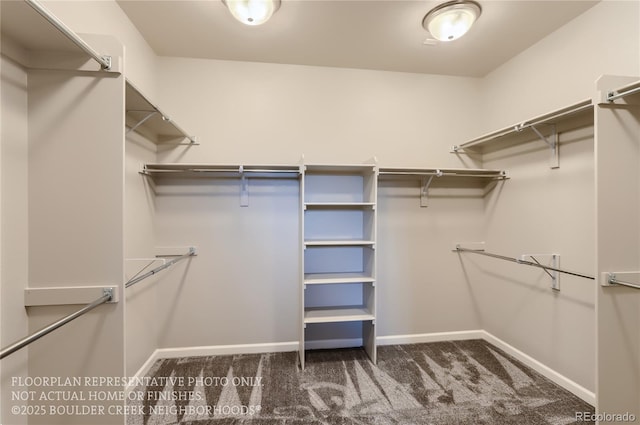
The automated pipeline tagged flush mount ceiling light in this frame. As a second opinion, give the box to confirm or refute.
[422,0,482,42]
[222,0,281,26]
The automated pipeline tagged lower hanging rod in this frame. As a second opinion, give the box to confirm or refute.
[607,274,640,290]
[125,248,196,289]
[455,247,594,280]
[0,290,113,360]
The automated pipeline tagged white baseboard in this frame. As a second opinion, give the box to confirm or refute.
[154,341,298,359]
[126,341,298,393]
[130,331,595,406]
[480,331,595,406]
[377,330,485,346]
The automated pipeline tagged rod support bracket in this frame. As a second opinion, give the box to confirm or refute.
[240,172,249,207]
[100,55,112,71]
[420,170,442,207]
[518,123,558,169]
[520,254,560,290]
[103,287,116,303]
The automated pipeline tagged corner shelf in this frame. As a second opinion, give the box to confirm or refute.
[126,81,198,146]
[449,99,594,169]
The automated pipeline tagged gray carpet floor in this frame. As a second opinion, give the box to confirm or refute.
[126,340,594,424]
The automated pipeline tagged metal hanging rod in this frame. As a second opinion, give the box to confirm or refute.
[607,84,640,102]
[455,247,594,280]
[0,289,113,360]
[125,248,196,289]
[141,164,302,179]
[24,0,112,70]
[144,168,299,174]
[606,273,640,290]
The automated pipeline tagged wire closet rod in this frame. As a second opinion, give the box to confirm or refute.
[607,274,640,290]
[0,291,112,360]
[125,248,196,289]
[144,168,299,174]
[455,247,595,280]
[24,0,112,70]
[607,84,640,102]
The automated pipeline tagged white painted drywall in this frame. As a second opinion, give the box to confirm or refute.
[124,134,159,377]
[595,75,640,420]
[40,0,159,99]
[0,48,30,425]
[479,0,640,134]
[155,57,483,167]
[150,58,486,349]
[465,0,640,395]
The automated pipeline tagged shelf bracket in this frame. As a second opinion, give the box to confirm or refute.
[126,111,158,135]
[516,123,558,169]
[240,166,249,207]
[520,254,559,290]
[420,170,442,207]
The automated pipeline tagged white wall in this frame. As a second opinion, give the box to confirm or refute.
[464,0,640,395]
[124,135,159,377]
[41,0,159,99]
[479,0,640,133]
[150,58,486,349]
[0,49,30,425]
[31,0,166,379]
[156,58,482,167]
[594,75,640,421]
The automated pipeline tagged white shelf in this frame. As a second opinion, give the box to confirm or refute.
[142,163,301,179]
[378,167,506,179]
[304,240,375,247]
[126,81,197,145]
[304,272,375,285]
[305,164,376,174]
[304,306,374,324]
[451,99,593,154]
[305,202,375,209]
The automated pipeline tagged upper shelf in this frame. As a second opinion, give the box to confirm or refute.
[378,167,506,179]
[1,0,118,72]
[125,81,198,146]
[304,164,377,175]
[450,99,594,156]
[142,163,302,179]
[378,167,507,207]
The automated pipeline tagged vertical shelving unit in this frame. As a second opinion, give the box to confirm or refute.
[300,164,378,369]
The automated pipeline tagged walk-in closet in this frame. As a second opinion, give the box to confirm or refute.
[1,1,639,424]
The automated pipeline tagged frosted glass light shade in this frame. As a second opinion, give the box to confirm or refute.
[423,1,481,42]
[222,0,281,26]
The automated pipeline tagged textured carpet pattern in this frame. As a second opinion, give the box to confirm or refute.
[127,340,594,424]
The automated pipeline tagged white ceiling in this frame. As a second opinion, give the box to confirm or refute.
[117,0,599,77]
